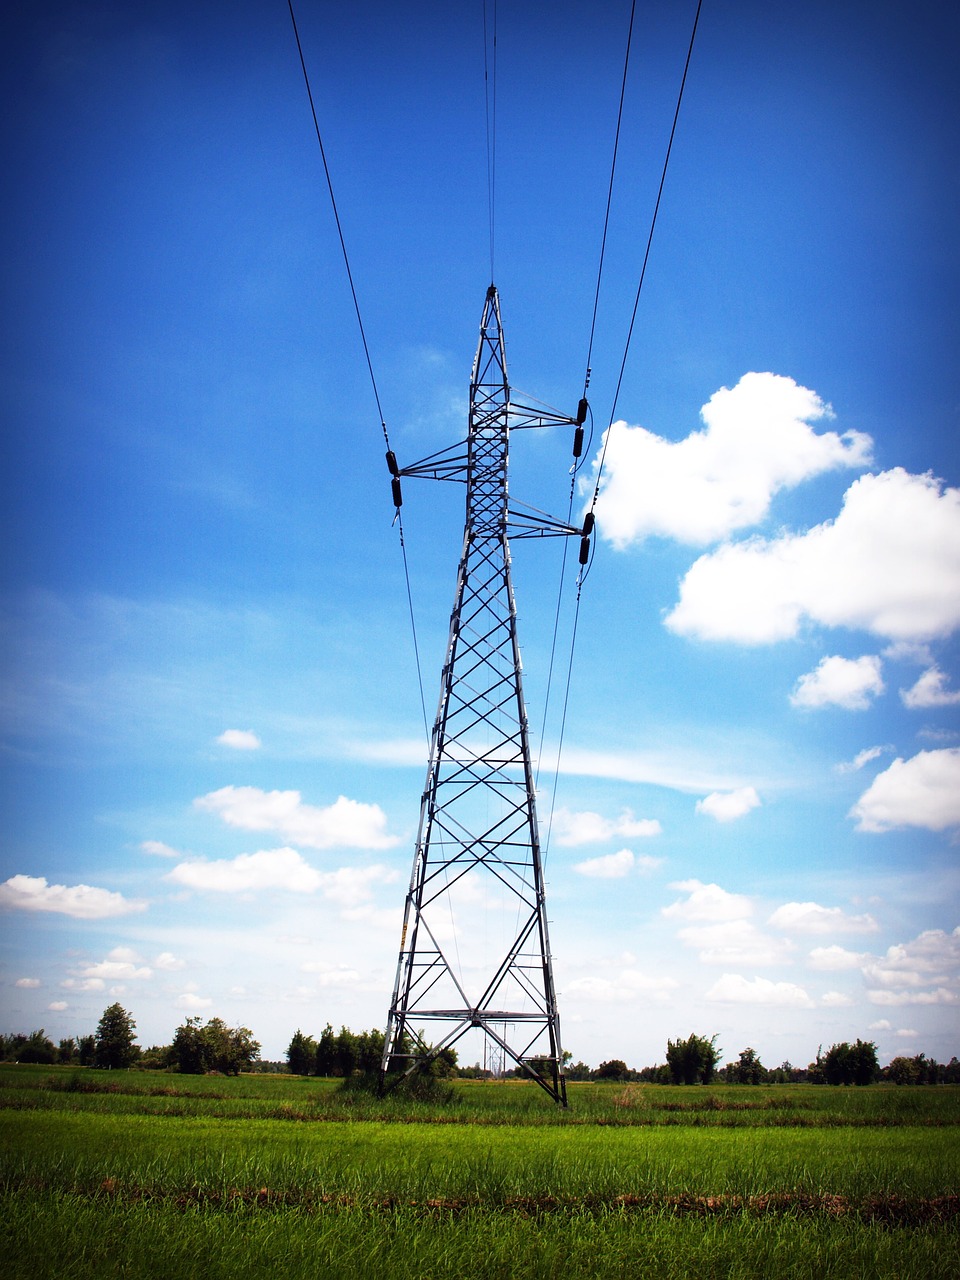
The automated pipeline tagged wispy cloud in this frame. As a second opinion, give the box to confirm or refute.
[551,807,661,846]
[835,746,889,774]
[676,920,793,966]
[768,902,879,934]
[140,840,181,859]
[573,848,661,879]
[706,974,815,1008]
[216,728,262,750]
[565,968,679,1005]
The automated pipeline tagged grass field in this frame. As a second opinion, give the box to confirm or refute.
[3,1066,958,1278]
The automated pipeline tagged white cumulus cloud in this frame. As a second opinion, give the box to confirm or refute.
[769,901,879,935]
[666,469,960,644]
[850,747,960,833]
[706,974,815,1007]
[195,786,399,850]
[590,373,870,547]
[176,993,213,1011]
[217,728,262,750]
[74,951,153,982]
[901,666,960,708]
[807,945,868,970]
[169,847,324,894]
[550,807,662,846]
[862,928,960,992]
[0,874,146,919]
[790,654,884,710]
[868,987,957,1007]
[695,787,760,822]
[573,848,651,879]
[168,847,396,905]
[15,977,41,989]
[662,879,753,922]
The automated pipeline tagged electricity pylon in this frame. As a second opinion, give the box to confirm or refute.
[380,285,590,1105]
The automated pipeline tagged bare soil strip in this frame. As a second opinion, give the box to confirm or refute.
[16,1181,958,1225]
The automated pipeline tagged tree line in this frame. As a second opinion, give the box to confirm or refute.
[4,1008,958,1085]
[564,1034,960,1087]
[0,1004,260,1076]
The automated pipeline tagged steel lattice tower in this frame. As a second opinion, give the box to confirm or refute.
[380,285,589,1105]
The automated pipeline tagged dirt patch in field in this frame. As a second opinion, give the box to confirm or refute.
[61,1181,960,1225]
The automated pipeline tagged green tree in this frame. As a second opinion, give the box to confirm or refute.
[94,1004,139,1069]
[730,1046,765,1085]
[77,1034,96,1066]
[18,1029,57,1064]
[666,1033,719,1085]
[885,1054,921,1085]
[355,1028,386,1073]
[315,1023,337,1076]
[823,1039,878,1086]
[596,1058,629,1081]
[286,1029,317,1075]
[57,1037,78,1065]
[171,1018,207,1073]
[565,1060,592,1081]
[171,1017,259,1075]
[139,1044,174,1070]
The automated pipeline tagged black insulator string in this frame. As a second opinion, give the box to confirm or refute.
[582,0,638,400]
[588,0,704,515]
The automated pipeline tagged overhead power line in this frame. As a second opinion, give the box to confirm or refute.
[287,0,390,449]
[286,0,429,736]
[588,0,704,516]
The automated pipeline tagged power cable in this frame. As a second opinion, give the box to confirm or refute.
[287,0,429,740]
[287,0,390,448]
[582,0,638,400]
[588,0,704,514]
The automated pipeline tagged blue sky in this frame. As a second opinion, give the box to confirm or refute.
[2,0,959,1073]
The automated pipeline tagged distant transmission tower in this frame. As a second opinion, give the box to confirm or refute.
[380,285,590,1105]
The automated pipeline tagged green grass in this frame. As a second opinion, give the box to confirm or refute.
[5,1064,960,1126]
[4,1190,958,1280]
[3,1066,958,1278]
